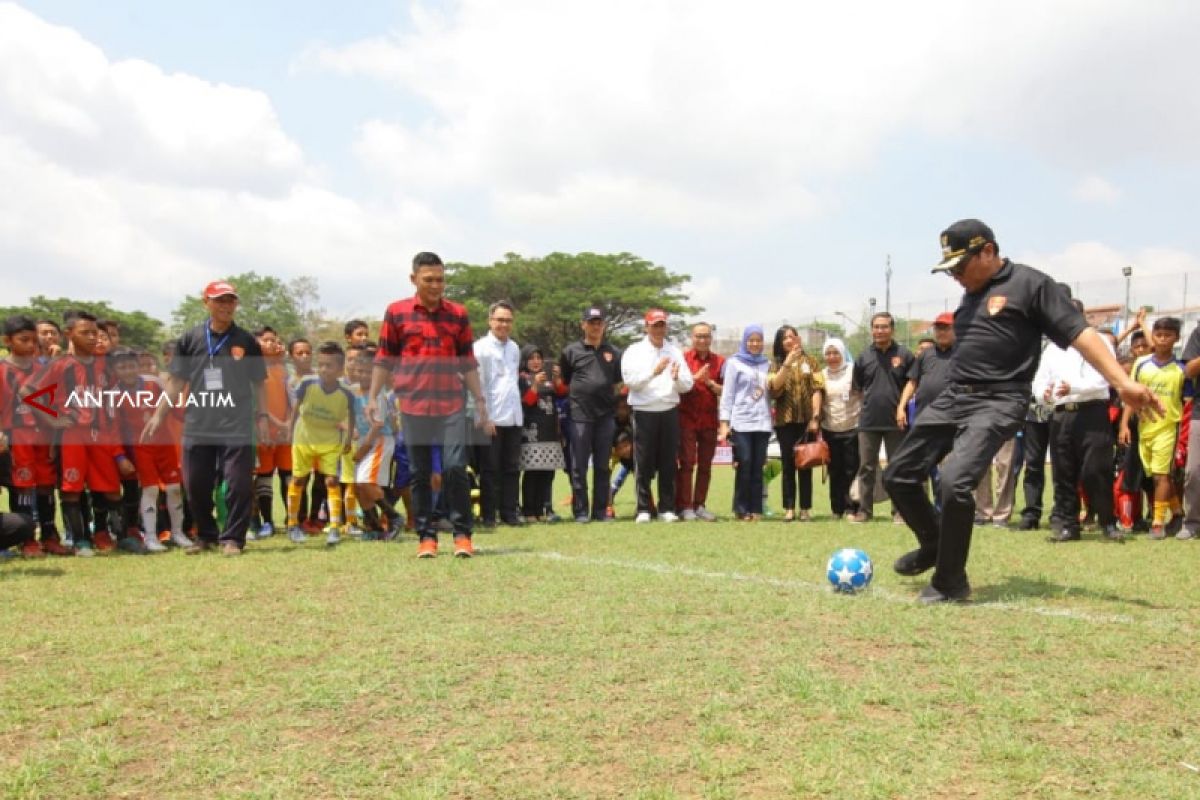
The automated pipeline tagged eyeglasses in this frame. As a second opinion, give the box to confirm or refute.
[491,317,514,323]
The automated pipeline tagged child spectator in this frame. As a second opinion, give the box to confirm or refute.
[347,347,399,536]
[344,320,371,349]
[1120,316,1187,539]
[287,337,325,531]
[518,345,567,521]
[286,342,354,546]
[1,315,68,555]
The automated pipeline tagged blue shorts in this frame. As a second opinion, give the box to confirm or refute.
[392,432,412,490]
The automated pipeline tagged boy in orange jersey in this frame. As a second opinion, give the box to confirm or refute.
[252,326,292,539]
[110,347,188,552]
[43,312,142,556]
[1,315,69,555]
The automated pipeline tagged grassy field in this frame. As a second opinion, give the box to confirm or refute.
[2,466,1199,799]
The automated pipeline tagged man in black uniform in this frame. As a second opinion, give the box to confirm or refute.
[558,306,623,523]
[896,311,956,508]
[143,281,268,555]
[882,220,1161,603]
[848,312,914,523]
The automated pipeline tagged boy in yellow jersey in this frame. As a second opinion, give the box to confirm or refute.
[286,342,355,546]
[1119,317,1186,539]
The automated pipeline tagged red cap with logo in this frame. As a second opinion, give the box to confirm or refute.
[203,280,239,299]
[644,308,668,325]
[934,312,954,326]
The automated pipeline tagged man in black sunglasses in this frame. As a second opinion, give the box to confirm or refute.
[881,219,1162,604]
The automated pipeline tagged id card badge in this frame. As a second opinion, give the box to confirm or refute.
[203,367,224,391]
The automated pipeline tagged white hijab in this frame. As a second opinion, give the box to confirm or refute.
[823,337,852,369]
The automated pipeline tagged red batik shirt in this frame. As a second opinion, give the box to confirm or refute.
[678,349,725,430]
[375,295,477,417]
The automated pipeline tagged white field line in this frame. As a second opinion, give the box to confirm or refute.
[530,550,1193,633]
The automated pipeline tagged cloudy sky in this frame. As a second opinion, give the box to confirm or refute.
[3,0,1199,333]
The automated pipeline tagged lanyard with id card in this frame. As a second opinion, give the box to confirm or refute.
[205,323,231,391]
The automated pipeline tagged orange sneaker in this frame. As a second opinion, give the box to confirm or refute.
[93,530,117,552]
[20,540,45,558]
[41,539,74,556]
[417,538,438,558]
[453,536,474,558]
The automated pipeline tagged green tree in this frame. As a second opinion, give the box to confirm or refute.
[170,272,324,341]
[445,252,701,356]
[0,296,166,350]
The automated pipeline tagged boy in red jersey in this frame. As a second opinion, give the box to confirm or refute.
[43,312,141,556]
[1,315,69,555]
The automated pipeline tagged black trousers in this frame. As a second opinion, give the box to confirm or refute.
[884,389,1026,594]
[823,428,860,517]
[569,415,616,521]
[0,512,35,550]
[182,442,255,547]
[1019,417,1051,524]
[775,422,814,511]
[479,425,523,523]
[1050,402,1115,531]
[402,412,472,539]
[633,408,680,515]
[521,470,555,517]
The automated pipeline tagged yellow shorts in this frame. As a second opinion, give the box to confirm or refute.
[292,443,342,479]
[1138,428,1176,476]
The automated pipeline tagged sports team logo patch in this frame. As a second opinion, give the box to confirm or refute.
[987,296,1007,315]
[231,346,245,360]
[603,352,613,362]
[891,357,902,368]
[14,467,32,483]
[63,468,80,483]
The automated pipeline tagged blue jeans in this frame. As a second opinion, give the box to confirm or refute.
[733,431,770,516]
[402,412,472,539]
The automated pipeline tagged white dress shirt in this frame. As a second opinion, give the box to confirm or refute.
[1034,337,1113,406]
[621,335,694,412]
[473,332,523,426]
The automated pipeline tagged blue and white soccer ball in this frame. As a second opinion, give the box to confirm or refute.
[826,548,873,594]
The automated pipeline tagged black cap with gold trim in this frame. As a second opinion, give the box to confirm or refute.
[931,219,996,273]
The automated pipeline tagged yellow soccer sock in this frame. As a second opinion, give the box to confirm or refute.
[287,481,304,527]
[328,486,343,528]
[344,484,358,525]
[1152,500,1169,526]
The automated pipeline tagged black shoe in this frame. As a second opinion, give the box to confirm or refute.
[1017,517,1038,531]
[1046,528,1081,543]
[973,516,990,526]
[478,518,498,530]
[1101,524,1126,543]
[501,516,526,527]
[917,583,971,604]
[893,548,936,577]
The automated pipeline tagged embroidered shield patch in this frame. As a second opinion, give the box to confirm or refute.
[987,296,1007,315]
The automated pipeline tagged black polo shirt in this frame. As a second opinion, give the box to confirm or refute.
[909,344,955,412]
[170,320,266,445]
[1182,324,1200,420]
[947,260,1087,385]
[558,339,623,422]
[853,341,914,431]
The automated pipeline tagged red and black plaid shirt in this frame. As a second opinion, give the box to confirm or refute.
[375,295,477,417]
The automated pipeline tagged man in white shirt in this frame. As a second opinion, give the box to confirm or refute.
[1034,299,1122,542]
[473,301,525,526]
[621,309,694,523]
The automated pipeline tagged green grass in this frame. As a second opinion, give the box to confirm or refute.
[2,467,1199,799]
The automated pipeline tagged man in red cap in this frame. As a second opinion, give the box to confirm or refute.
[143,280,268,555]
[620,309,693,523]
[896,311,957,513]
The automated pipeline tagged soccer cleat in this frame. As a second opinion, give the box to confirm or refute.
[257,522,274,540]
[680,509,697,521]
[118,536,148,555]
[1177,527,1197,541]
[221,542,242,556]
[93,530,117,552]
[142,534,168,553]
[40,539,73,557]
[1148,524,1166,541]
[1166,513,1184,538]
[1101,524,1126,543]
[659,512,679,523]
[75,543,96,558]
[170,530,194,549]
[417,538,438,558]
[694,506,717,522]
[635,512,652,524]
[325,528,341,546]
[346,525,365,538]
[20,541,45,558]
[453,536,474,558]
[288,527,307,544]
[301,520,323,534]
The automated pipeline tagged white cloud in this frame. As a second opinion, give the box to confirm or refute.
[1017,242,1200,313]
[0,2,450,323]
[1073,176,1121,205]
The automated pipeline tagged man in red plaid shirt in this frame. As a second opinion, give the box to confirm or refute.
[368,252,489,558]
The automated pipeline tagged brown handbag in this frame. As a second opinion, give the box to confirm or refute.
[793,430,830,470]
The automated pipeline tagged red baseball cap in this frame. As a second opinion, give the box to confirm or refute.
[203,280,239,299]
[934,312,954,326]
[644,308,668,325]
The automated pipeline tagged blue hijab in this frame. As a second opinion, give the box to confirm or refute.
[732,324,769,367]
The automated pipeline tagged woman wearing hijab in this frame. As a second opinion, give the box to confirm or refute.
[719,325,773,520]
[820,337,862,519]
[518,344,567,521]
[769,325,825,521]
